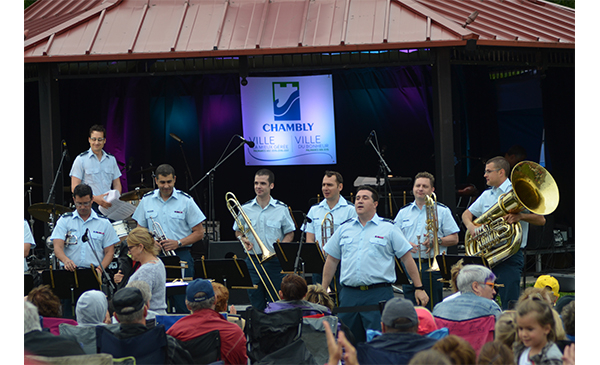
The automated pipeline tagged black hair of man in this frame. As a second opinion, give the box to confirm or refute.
[324,171,344,185]
[356,185,379,203]
[73,183,93,200]
[89,124,106,138]
[255,168,275,184]
[156,164,176,178]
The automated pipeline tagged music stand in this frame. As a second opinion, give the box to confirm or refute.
[274,242,324,275]
[194,257,256,290]
[394,257,411,285]
[40,268,102,314]
[24,273,35,296]
[159,256,189,281]
[435,255,490,282]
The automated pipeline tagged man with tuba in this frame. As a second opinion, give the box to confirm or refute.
[132,164,206,289]
[394,172,459,309]
[304,171,357,287]
[322,185,428,343]
[233,168,295,312]
[462,156,546,310]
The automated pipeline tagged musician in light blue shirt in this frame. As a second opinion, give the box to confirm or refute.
[304,171,357,288]
[24,220,36,272]
[462,156,546,309]
[51,184,118,274]
[233,169,295,311]
[132,164,206,278]
[69,125,121,210]
[322,185,428,343]
[394,172,459,308]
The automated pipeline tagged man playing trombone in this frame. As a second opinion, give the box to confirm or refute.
[394,172,459,309]
[322,185,428,343]
[233,169,295,312]
[304,171,357,288]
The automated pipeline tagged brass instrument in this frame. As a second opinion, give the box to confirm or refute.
[149,217,176,257]
[319,211,339,306]
[424,193,440,272]
[225,192,280,301]
[465,161,559,267]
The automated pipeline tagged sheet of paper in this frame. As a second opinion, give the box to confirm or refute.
[99,190,137,221]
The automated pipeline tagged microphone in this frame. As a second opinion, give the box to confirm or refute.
[237,135,255,148]
[82,228,90,242]
[170,133,184,144]
[364,130,375,145]
[62,140,70,161]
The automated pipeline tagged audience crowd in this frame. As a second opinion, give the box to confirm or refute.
[24,268,575,365]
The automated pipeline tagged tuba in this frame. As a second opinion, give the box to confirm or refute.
[424,193,441,272]
[465,161,560,267]
[225,192,280,301]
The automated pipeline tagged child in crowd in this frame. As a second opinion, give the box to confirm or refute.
[514,298,563,365]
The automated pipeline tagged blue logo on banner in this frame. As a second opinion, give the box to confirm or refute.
[273,82,301,121]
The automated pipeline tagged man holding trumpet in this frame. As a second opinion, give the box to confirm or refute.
[394,172,459,309]
[132,164,206,279]
[233,168,295,312]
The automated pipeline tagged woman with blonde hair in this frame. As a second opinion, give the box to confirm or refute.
[114,227,166,314]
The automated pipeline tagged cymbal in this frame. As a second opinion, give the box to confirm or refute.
[132,166,155,175]
[120,188,153,201]
[28,203,73,223]
[24,181,42,188]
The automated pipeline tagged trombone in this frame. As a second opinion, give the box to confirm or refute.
[225,192,280,302]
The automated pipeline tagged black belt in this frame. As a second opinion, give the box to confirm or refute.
[342,283,391,291]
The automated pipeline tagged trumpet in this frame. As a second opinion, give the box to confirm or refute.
[226,192,280,302]
[149,217,176,257]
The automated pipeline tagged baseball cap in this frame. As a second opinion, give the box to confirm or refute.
[534,275,560,297]
[112,287,145,315]
[381,297,418,330]
[186,279,215,303]
[415,306,438,335]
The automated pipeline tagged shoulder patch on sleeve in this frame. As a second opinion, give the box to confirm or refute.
[381,218,395,225]
[179,191,192,199]
[340,218,353,225]
[437,202,449,209]
[77,150,89,157]
[399,202,412,210]
[143,190,155,198]
[276,200,289,208]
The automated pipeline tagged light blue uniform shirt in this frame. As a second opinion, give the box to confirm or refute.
[69,148,121,196]
[132,188,206,241]
[232,196,295,254]
[394,201,460,259]
[24,220,35,272]
[323,214,412,287]
[304,196,357,245]
[467,179,530,248]
[50,210,119,268]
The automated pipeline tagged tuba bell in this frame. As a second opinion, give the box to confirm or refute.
[465,161,560,267]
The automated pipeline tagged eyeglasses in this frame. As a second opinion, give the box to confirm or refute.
[481,282,496,288]
[74,201,92,207]
[484,168,501,175]
[90,137,105,142]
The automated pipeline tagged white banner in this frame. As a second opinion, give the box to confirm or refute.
[240,75,337,166]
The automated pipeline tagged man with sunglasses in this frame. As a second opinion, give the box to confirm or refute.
[70,124,122,211]
[462,156,546,310]
[51,183,119,275]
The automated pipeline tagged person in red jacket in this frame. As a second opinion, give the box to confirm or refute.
[167,279,248,365]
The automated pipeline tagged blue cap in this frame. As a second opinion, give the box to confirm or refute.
[186,279,215,303]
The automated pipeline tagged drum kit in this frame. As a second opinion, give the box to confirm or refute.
[25,177,154,263]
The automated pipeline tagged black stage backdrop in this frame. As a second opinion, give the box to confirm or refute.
[24,65,574,248]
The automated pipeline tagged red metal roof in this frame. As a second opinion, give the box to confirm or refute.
[24,0,574,63]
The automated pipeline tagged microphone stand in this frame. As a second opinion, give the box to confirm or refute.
[175,139,198,202]
[189,138,247,240]
[82,229,116,298]
[293,213,311,275]
[366,132,395,217]
[44,146,69,269]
